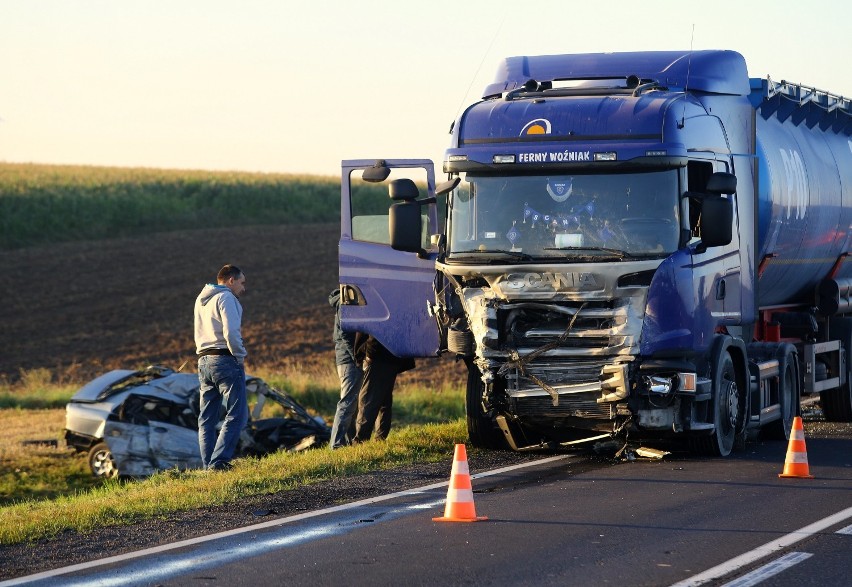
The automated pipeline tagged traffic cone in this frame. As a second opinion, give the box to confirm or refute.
[433,443,488,522]
[778,416,814,479]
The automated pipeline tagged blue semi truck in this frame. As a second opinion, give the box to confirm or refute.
[338,50,852,455]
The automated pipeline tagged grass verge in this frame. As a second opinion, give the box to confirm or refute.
[0,368,79,409]
[0,408,101,505]
[0,419,467,545]
[0,368,467,545]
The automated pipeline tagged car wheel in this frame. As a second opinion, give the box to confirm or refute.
[88,442,118,478]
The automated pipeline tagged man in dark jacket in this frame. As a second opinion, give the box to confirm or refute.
[328,289,362,449]
[352,334,415,442]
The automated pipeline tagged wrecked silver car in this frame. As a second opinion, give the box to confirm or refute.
[65,366,330,478]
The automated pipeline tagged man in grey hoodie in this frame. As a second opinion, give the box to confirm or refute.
[194,264,248,471]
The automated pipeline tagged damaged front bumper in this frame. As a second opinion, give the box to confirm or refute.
[439,260,713,445]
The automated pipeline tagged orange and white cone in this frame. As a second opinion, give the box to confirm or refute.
[778,416,814,479]
[433,443,488,522]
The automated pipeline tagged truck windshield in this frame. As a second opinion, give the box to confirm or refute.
[447,170,680,260]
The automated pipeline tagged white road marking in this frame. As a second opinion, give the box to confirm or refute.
[718,552,813,587]
[0,454,572,586]
[835,523,852,535]
[24,498,450,587]
[670,505,852,587]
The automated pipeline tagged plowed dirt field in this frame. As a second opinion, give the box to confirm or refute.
[3,223,462,386]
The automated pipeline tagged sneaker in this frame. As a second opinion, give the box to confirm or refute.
[209,461,233,471]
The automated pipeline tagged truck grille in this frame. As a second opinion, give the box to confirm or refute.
[485,298,641,422]
[494,299,635,356]
[502,359,616,420]
[460,283,648,423]
[509,360,605,387]
[510,392,614,419]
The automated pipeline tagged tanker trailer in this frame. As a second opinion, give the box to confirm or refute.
[337,50,852,456]
[751,78,852,422]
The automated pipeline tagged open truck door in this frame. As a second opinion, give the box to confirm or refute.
[339,159,441,358]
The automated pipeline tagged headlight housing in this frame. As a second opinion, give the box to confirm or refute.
[644,372,696,394]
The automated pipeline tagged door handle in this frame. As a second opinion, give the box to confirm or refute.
[341,284,366,305]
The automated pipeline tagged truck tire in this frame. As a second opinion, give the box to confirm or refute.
[822,317,852,421]
[763,344,800,440]
[465,366,506,450]
[709,351,739,456]
[691,344,744,457]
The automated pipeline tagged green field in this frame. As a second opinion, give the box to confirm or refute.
[0,163,395,250]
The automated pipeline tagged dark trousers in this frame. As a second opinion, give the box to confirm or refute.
[353,358,400,441]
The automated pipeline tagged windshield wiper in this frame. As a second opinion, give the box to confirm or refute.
[450,249,535,262]
[543,246,632,259]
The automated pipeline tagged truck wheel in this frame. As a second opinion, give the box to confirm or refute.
[465,366,505,450]
[764,345,800,440]
[88,442,119,479]
[822,317,852,421]
[692,350,740,457]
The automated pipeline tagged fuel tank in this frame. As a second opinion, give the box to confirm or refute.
[752,79,852,307]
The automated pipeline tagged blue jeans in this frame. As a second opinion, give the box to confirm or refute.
[197,355,248,469]
[329,362,363,449]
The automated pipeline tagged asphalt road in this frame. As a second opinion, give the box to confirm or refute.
[9,421,851,587]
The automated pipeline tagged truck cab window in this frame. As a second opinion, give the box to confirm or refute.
[687,160,714,192]
[686,160,733,242]
[349,167,430,246]
[448,170,680,259]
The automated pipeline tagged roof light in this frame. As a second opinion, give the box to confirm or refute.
[594,152,617,161]
[493,154,516,164]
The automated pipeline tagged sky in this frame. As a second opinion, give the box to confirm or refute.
[1,0,850,178]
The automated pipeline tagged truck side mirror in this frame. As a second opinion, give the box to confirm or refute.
[388,178,419,201]
[700,196,733,247]
[706,172,737,195]
[388,178,425,255]
[389,202,423,253]
[436,177,460,197]
[362,160,391,183]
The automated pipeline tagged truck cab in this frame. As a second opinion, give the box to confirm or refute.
[339,50,852,455]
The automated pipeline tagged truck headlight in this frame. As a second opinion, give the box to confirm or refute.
[645,375,674,394]
[644,373,696,394]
